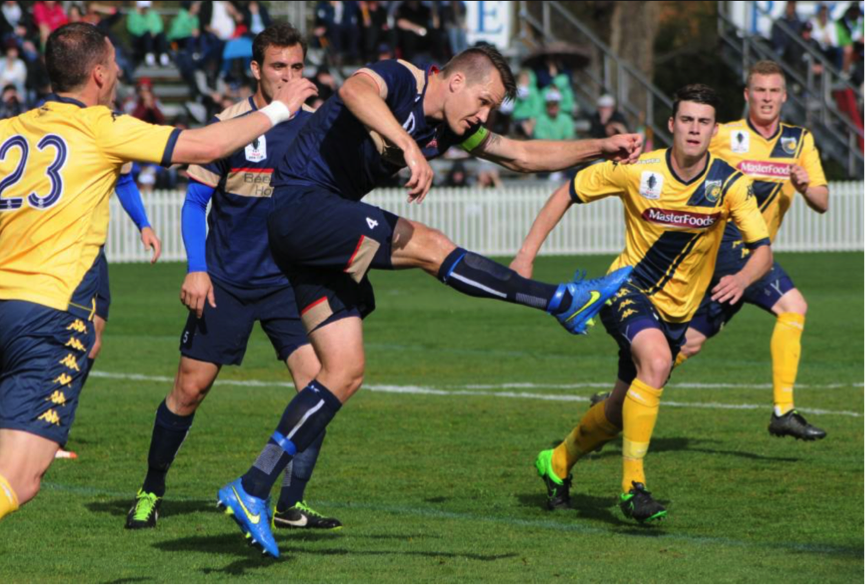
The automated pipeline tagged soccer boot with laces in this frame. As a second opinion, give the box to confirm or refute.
[272,501,343,530]
[768,410,827,441]
[535,449,571,510]
[549,266,633,335]
[217,478,280,558]
[125,489,161,529]
[619,481,667,523]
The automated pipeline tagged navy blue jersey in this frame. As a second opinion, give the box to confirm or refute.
[187,98,313,288]
[271,59,484,201]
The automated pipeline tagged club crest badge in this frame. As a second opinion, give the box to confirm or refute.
[704,180,723,203]
[731,130,750,153]
[639,171,663,200]
[780,137,798,154]
[245,135,267,162]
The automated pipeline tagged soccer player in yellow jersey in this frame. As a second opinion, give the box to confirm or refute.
[510,85,773,522]
[679,61,829,441]
[0,22,317,520]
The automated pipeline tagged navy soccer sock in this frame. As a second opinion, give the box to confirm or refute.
[142,400,195,497]
[438,248,571,312]
[277,430,326,511]
[241,381,342,500]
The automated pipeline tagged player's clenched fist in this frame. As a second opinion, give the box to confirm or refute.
[602,133,644,164]
[273,78,318,117]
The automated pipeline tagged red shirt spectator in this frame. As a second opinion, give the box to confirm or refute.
[33,1,68,45]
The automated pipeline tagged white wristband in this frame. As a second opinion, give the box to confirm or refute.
[260,101,291,127]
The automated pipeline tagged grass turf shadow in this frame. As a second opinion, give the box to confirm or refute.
[86,497,215,518]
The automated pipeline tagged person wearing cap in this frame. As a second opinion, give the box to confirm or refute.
[127,0,170,67]
[532,87,575,141]
[589,93,629,139]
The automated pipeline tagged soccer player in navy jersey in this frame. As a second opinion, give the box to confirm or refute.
[125,25,340,531]
[216,44,645,558]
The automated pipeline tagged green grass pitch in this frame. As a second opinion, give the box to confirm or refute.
[3,253,862,583]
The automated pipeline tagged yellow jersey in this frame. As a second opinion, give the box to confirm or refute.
[709,118,826,243]
[0,96,179,315]
[570,148,770,323]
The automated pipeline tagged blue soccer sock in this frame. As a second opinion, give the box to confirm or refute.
[241,380,342,500]
[142,400,195,497]
[277,430,326,511]
[438,248,571,313]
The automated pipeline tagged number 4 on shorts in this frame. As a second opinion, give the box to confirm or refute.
[366,217,378,230]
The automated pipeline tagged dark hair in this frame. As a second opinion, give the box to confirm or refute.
[672,83,720,118]
[442,45,517,101]
[252,23,307,65]
[45,23,110,93]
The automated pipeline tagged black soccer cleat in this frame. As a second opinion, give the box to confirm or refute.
[535,449,572,510]
[619,481,667,523]
[768,410,827,441]
[125,489,161,529]
[272,501,342,530]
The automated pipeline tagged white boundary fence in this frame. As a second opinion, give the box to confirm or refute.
[105,181,864,263]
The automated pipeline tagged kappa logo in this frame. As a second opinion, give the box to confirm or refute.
[245,134,267,162]
[621,308,637,320]
[402,112,416,134]
[639,172,663,200]
[731,130,750,153]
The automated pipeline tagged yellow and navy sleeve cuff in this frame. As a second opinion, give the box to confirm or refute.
[745,237,771,250]
[568,178,586,204]
[160,128,182,167]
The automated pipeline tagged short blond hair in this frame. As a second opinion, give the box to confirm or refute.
[746,60,786,88]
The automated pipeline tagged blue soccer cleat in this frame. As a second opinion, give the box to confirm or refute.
[217,478,280,558]
[549,266,633,335]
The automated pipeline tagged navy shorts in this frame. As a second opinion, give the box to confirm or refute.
[180,278,308,366]
[690,244,795,338]
[599,284,689,384]
[95,249,111,321]
[0,301,96,445]
[268,185,400,333]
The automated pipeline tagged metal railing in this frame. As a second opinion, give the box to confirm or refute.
[517,1,674,147]
[105,183,864,263]
[717,1,864,178]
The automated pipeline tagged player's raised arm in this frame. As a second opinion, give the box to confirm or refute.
[170,77,318,165]
[339,71,433,202]
[470,131,642,173]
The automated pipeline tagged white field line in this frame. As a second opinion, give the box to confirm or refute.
[89,370,863,418]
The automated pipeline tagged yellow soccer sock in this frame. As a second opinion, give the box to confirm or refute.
[0,473,19,520]
[674,352,689,367]
[771,313,805,415]
[621,379,663,493]
[551,401,620,480]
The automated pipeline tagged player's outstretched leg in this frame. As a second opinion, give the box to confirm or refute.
[217,478,280,558]
[273,431,342,530]
[435,247,632,335]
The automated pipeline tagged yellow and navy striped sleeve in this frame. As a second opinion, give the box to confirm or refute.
[799,130,827,187]
[91,108,180,167]
[569,161,628,204]
[726,175,770,249]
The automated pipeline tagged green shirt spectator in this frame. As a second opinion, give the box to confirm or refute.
[127,4,164,37]
[168,6,200,42]
[533,88,575,141]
